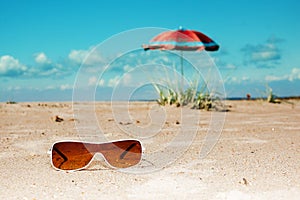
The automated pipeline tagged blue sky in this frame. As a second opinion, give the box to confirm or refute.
[1,0,300,101]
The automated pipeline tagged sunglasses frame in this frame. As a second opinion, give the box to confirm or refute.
[48,139,144,172]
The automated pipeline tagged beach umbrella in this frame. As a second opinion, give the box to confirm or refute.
[143,27,219,78]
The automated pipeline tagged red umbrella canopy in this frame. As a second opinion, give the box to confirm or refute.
[143,28,219,52]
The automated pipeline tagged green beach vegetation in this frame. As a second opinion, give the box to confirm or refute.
[152,77,226,111]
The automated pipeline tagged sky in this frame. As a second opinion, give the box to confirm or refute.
[1,0,300,102]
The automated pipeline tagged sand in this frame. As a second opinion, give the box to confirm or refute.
[0,100,300,199]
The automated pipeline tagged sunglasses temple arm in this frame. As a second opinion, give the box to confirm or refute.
[120,143,137,159]
[52,146,69,162]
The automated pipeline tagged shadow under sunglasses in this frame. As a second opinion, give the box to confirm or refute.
[50,140,143,171]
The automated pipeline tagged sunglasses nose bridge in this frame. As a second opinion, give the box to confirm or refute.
[85,143,104,153]
[85,143,108,160]
[93,152,106,161]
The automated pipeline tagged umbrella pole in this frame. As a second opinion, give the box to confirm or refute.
[180,50,184,94]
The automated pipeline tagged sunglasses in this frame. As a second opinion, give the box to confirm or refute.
[49,139,143,171]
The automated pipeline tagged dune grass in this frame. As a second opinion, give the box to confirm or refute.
[152,77,224,111]
[265,85,281,104]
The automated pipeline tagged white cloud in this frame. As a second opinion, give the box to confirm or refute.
[34,52,50,64]
[107,73,141,88]
[68,47,104,66]
[32,52,74,77]
[241,36,282,67]
[227,76,238,83]
[68,49,89,64]
[160,55,169,63]
[289,68,300,81]
[88,76,98,86]
[60,84,73,90]
[88,76,106,87]
[224,63,237,69]
[0,52,78,78]
[121,73,132,86]
[46,85,56,90]
[123,64,133,72]
[108,76,120,87]
[241,76,250,81]
[251,51,279,62]
[225,76,250,84]
[7,85,21,91]
[0,55,27,76]
[98,79,105,86]
[265,68,300,82]
[265,75,285,82]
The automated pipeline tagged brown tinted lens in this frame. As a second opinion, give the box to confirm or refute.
[52,142,94,170]
[100,140,142,168]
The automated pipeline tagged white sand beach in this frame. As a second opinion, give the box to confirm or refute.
[0,100,300,199]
